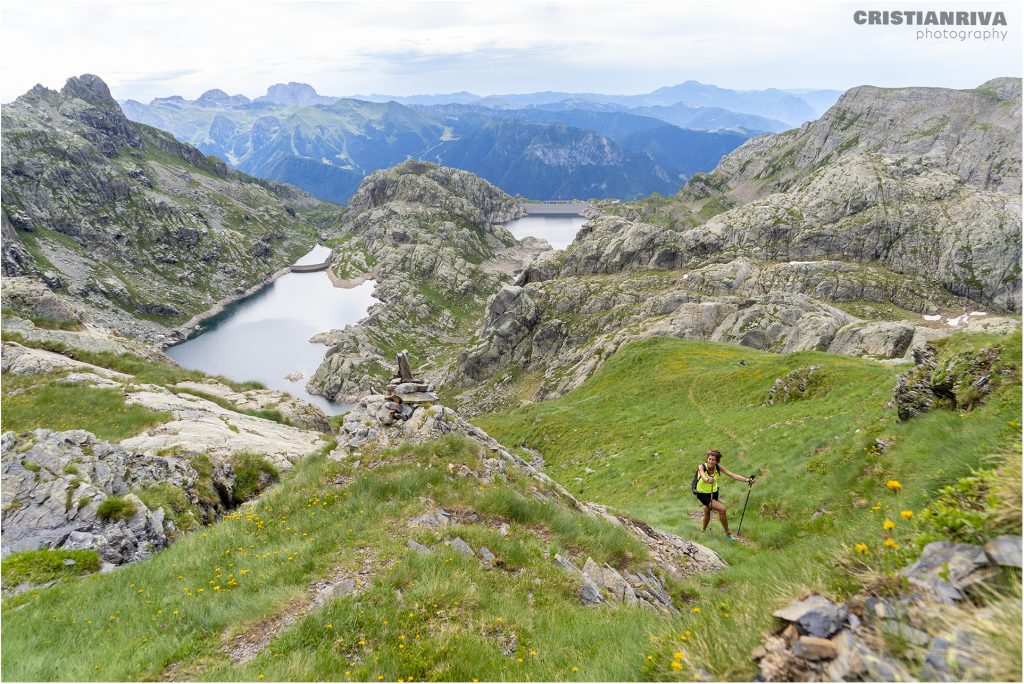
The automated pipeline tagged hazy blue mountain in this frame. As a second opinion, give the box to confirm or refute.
[626,103,788,134]
[345,81,839,126]
[417,104,751,182]
[255,82,337,106]
[121,95,683,202]
[422,119,678,199]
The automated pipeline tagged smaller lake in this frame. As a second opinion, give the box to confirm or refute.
[166,246,378,415]
[504,215,589,250]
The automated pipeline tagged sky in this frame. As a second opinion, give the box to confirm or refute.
[1,0,1020,103]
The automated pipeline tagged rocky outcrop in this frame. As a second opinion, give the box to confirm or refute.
[541,154,1022,313]
[684,78,1022,208]
[307,163,539,402]
[893,339,1014,420]
[1,430,185,565]
[764,365,822,406]
[2,74,330,343]
[2,276,84,326]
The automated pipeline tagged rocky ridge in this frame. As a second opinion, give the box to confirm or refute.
[682,77,1022,209]
[306,162,541,402]
[1,74,334,344]
[443,81,1022,411]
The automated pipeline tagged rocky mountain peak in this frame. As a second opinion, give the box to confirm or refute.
[349,161,521,224]
[257,82,334,106]
[197,88,229,101]
[60,74,117,107]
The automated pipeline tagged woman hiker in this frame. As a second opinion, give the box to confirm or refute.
[695,449,753,541]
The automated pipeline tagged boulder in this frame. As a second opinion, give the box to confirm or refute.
[828,321,916,358]
[448,536,474,557]
[791,635,837,661]
[982,535,1022,568]
[900,541,991,603]
[773,594,847,638]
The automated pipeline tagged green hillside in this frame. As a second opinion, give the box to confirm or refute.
[477,333,1022,678]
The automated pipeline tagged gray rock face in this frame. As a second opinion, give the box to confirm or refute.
[827,321,916,358]
[685,78,1021,204]
[900,541,992,603]
[1,430,184,564]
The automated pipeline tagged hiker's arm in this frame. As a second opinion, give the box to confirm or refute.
[698,465,713,483]
[720,465,751,483]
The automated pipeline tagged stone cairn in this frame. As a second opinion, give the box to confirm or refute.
[378,351,439,426]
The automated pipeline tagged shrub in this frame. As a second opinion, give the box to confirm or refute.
[96,496,138,521]
[230,453,280,502]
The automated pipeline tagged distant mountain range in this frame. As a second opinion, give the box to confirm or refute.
[119,80,841,204]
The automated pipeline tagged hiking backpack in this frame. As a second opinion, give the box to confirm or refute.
[691,468,700,495]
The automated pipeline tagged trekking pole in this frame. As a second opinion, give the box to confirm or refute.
[737,472,758,535]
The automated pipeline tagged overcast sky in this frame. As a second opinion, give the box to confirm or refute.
[1,0,1020,102]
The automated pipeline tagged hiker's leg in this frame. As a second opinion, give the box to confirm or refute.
[702,505,712,531]
[711,499,730,534]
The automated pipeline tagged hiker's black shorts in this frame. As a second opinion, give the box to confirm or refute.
[696,491,719,507]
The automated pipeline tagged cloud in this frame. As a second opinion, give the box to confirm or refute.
[1,0,1019,102]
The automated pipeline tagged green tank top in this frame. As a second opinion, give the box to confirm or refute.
[696,465,719,494]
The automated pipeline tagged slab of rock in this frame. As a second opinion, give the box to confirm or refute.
[983,535,1022,568]
[791,635,837,661]
[900,541,991,602]
[173,379,331,433]
[1,342,131,380]
[121,388,327,472]
[406,540,430,554]
[773,594,846,637]
[408,508,453,529]
[828,321,916,358]
[447,536,474,557]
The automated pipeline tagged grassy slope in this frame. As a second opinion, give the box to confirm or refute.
[476,334,1022,678]
[1,437,689,682]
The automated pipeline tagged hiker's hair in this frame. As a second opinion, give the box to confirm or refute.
[706,449,722,461]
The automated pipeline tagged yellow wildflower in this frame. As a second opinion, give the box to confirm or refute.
[691,606,701,613]
[883,519,895,531]
[671,661,683,671]
[887,480,902,491]
[885,538,900,550]
[571,667,579,673]
[900,510,914,520]
[673,652,684,660]
[854,543,869,554]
